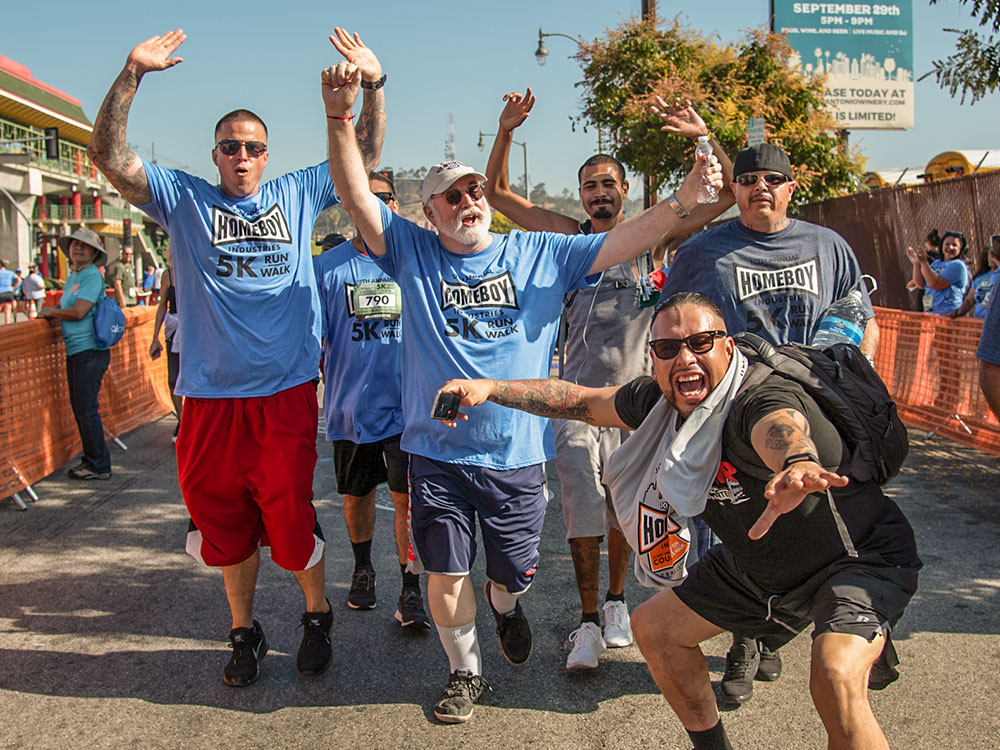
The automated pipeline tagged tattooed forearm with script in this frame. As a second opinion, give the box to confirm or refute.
[88,66,151,207]
[752,408,820,473]
[489,379,595,423]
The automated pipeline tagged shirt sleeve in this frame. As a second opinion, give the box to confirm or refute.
[613,376,663,429]
[938,259,969,290]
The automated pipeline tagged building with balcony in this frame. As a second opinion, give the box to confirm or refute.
[0,54,161,279]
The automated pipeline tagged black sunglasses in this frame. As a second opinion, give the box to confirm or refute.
[215,139,268,158]
[440,182,485,206]
[735,173,790,187]
[373,191,395,205]
[650,330,726,360]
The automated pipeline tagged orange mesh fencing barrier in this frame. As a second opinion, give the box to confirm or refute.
[1,307,173,500]
[872,306,1000,456]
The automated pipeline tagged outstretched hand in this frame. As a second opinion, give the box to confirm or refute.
[651,96,709,139]
[747,461,849,540]
[321,62,361,116]
[126,30,186,75]
[435,379,494,428]
[329,28,382,82]
[499,89,535,132]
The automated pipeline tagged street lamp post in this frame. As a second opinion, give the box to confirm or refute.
[478,131,530,201]
[534,28,582,66]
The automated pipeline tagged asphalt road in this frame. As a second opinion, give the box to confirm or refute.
[1,415,998,749]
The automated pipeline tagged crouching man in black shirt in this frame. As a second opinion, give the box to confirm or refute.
[435,291,920,750]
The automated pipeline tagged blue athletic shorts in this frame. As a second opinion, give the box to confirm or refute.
[409,454,547,593]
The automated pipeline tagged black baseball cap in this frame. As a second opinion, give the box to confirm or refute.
[733,143,794,180]
[319,233,346,248]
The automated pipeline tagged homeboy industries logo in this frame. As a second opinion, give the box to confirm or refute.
[734,258,820,302]
[440,271,519,312]
[211,204,292,246]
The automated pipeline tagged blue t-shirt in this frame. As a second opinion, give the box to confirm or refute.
[664,219,874,345]
[977,280,1000,365]
[60,265,108,356]
[971,269,998,319]
[928,258,970,315]
[139,160,338,398]
[374,202,605,469]
[0,268,15,293]
[315,240,404,443]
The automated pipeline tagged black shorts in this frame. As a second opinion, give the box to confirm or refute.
[166,337,180,392]
[333,434,409,496]
[676,541,919,650]
[0,292,13,304]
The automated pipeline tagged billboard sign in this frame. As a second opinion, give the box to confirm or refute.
[772,1,914,129]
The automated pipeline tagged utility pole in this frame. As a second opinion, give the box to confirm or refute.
[642,0,657,210]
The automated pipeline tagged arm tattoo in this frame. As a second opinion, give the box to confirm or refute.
[488,379,595,423]
[764,409,814,453]
[355,89,385,172]
[88,67,151,206]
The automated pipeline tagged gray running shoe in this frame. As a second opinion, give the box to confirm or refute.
[433,670,490,723]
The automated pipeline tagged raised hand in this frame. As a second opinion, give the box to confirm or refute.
[904,246,923,264]
[651,96,709,139]
[499,89,535,132]
[329,28,382,82]
[321,61,360,117]
[126,30,186,75]
[677,153,723,204]
[747,462,849,540]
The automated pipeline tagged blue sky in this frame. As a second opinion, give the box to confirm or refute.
[3,0,994,193]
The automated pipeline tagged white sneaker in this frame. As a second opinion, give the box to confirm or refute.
[602,600,634,648]
[566,622,606,670]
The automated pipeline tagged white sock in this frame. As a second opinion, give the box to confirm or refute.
[435,621,482,675]
[488,579,523,616]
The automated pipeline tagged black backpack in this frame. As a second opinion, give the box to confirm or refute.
[733,333,908,484]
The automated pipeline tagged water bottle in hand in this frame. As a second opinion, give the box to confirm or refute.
[695,136,718,204]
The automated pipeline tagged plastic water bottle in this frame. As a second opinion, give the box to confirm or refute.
[695,136,718,204]
[811,275,878,348]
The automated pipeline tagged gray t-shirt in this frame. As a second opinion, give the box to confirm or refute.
[663,218,874,345]
[561,221,652,386]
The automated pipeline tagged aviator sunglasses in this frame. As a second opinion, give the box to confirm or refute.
[649,330,726,360]
[215,139,268,158]
[439,182,485,205]
[735,172,791,187]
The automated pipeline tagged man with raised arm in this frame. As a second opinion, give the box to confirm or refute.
[438,292,920,750]
[484,90,734,670]
[661,141,881,704]
[320,45,722,724]
[87,28,385,688]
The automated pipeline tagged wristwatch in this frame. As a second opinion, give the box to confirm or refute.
[665,192,690,219]
[360,74,387,90]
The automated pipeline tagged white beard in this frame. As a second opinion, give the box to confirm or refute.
[430,199,492,248]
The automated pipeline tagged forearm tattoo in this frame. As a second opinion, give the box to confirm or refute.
[488,380,595,423]
[89,67,151,206]
[355,90,385,173]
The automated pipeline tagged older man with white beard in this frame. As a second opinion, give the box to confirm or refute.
[320,37,723,724]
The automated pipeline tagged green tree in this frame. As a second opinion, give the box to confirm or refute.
[574,19,866,206]
[489,212,521,234]
[923,0,999,104]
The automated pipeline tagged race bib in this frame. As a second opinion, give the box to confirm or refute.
[352,281,401,320]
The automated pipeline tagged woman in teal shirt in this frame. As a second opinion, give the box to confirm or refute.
[40,228,112,479]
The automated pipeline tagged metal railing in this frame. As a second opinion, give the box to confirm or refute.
[0,115,103,183]
[32,202,133,222]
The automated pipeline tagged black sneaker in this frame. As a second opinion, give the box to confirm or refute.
[395,588,431,629]
[720,638,760,705]
[756,641,782,681]
[347,565,376,610]
[483,580,531,665]
[68,464,111,480]
[433,669,491,724]
[297,599,333,676]
[223,620,268,687]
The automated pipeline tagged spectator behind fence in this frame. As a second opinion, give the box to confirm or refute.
[0,259,15,324]
[38,228,113,480]
[21,263,46,319]
[906,229,970,315]
[952,242,999,319]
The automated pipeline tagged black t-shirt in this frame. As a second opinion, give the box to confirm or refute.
[614,371,914,593]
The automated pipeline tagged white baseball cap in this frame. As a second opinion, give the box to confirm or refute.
[421,161,487,204]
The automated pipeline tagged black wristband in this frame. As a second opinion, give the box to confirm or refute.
[781,452,819,471]
[360,74,386,90]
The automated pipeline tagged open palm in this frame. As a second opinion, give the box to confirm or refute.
[127,30,186,75]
